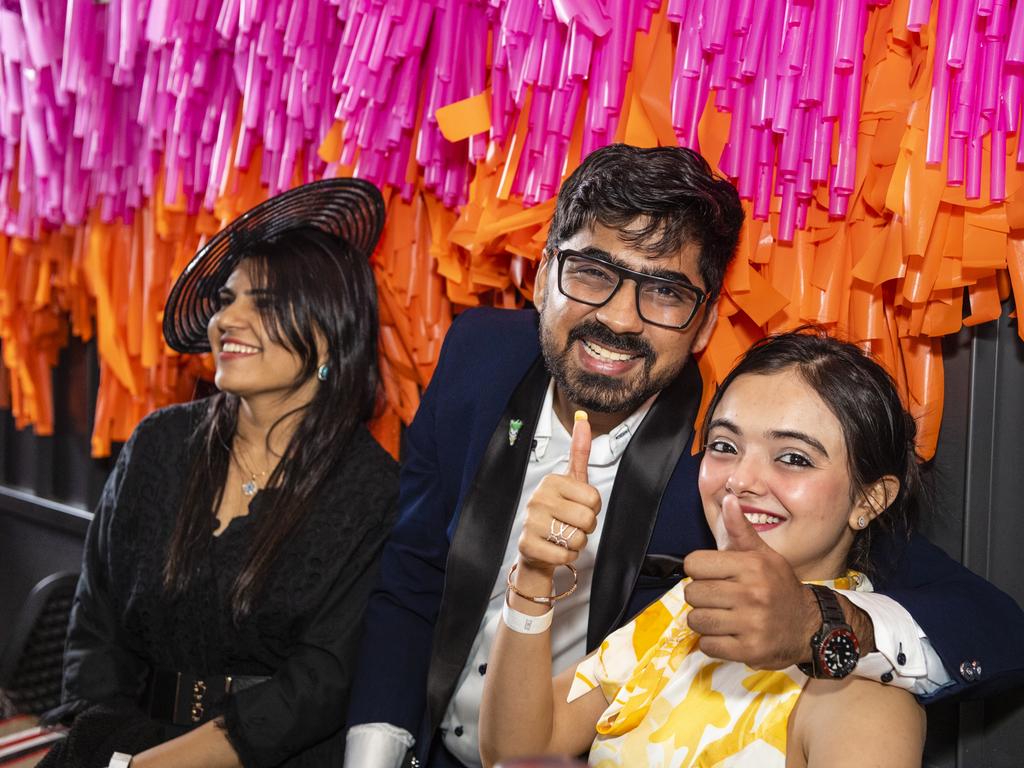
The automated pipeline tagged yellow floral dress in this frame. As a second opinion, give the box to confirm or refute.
[567,573,870,767]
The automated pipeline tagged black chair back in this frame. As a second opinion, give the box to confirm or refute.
[0,573,79,716]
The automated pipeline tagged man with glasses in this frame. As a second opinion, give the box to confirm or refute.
[345,144,1024,768]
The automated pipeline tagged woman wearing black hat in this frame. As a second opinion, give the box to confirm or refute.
[40,180,398,768]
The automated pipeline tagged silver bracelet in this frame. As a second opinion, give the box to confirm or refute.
[108,753,133,768]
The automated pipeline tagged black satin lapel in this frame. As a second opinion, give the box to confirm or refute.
[587,360,703,649]
[426,357,550,732]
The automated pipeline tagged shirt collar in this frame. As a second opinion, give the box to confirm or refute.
[531,380,656,467]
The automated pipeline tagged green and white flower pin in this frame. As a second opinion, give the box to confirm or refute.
[508,418,524,446]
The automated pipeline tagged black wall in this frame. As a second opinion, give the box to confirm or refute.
[0,338,112,653]
[920,311,1024,767]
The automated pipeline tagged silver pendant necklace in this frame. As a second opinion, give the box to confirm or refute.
[241,475,260,497]
[233,445,267,497]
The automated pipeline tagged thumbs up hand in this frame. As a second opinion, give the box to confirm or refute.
[683,495,821,669]
[712,494,773,552]
[516,411,602,579]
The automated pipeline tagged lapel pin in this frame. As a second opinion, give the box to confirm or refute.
[508,418,523,446]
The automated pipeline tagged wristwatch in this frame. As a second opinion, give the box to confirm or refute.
[108,753,133,768]
[797,584,860,679]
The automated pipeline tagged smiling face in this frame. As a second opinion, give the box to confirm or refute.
[698,368,881,580]
[207,260,320,412]
[535,221,717,429]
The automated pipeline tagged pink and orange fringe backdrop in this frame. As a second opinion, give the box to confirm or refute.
[1,0,1023,460]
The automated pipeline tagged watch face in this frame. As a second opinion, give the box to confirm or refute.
[820,628,860,678]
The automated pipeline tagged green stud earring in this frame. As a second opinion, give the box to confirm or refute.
[317,364,329,382]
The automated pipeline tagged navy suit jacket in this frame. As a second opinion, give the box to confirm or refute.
[348,307,1024,757]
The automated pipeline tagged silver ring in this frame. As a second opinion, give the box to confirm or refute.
[546,519,577,549]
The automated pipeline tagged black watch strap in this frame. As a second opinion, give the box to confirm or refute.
[808,583,846,626]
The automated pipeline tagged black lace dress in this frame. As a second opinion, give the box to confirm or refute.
[40,400,399,768]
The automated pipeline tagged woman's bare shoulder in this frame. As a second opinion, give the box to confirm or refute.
[788,677,925,768]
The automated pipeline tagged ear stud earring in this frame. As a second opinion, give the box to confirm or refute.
[317,364,330,382]
[857,516,867,529]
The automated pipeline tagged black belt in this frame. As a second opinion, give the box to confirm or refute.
[145,669,270,726]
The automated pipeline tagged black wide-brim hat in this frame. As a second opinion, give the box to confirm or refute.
[163,177,386,354]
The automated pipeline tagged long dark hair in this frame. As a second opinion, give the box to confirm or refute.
[163,226,380,621]
[700,328,925,574]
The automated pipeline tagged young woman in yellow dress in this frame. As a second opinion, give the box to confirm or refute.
[480,330,926,767]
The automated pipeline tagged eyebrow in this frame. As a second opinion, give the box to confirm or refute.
[708,417,740,435]
[218,286,274,297]
[707,418,830,457]
[768,430,829,457]
[574,246,699,287]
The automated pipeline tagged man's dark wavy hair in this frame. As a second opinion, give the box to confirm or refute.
[546,144,745,297]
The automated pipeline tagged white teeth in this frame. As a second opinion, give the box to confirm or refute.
[582,339,638,362]
[222,342,260,354]
[743,512,783,525]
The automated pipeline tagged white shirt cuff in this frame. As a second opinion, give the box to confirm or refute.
[839,589,953,695]
[344,723,415,768]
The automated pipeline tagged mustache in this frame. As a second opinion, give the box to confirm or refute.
[566,321,654,359]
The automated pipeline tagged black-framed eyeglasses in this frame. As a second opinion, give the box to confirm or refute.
[551,247,708,330]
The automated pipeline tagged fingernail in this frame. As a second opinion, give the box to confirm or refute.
[574,410,588,422]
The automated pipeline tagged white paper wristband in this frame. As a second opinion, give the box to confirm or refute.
[108,754,133,768]
[502,592,553,634]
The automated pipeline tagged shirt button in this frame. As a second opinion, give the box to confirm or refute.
[897,652,906,665]
[478,664,487,675]
[881,671,893,683]
[454,726,464,737]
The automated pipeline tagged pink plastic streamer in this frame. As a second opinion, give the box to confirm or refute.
[332,0,657,207]
[672,0,1023,222]
[0,0,343,234]
[926,0,1022,200]
[670,0,864,236]
[1,0,1023,238]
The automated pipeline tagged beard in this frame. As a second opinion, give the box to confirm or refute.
[540,316,680,415]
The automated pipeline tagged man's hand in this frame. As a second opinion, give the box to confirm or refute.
[684,496,876,668]
[517,412,600,576]
[684,495,821,668]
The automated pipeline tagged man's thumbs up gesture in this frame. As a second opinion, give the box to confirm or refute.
[683,495,824,669]
[517,412,601,577]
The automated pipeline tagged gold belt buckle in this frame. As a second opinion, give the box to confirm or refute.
[190,678,207,723]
